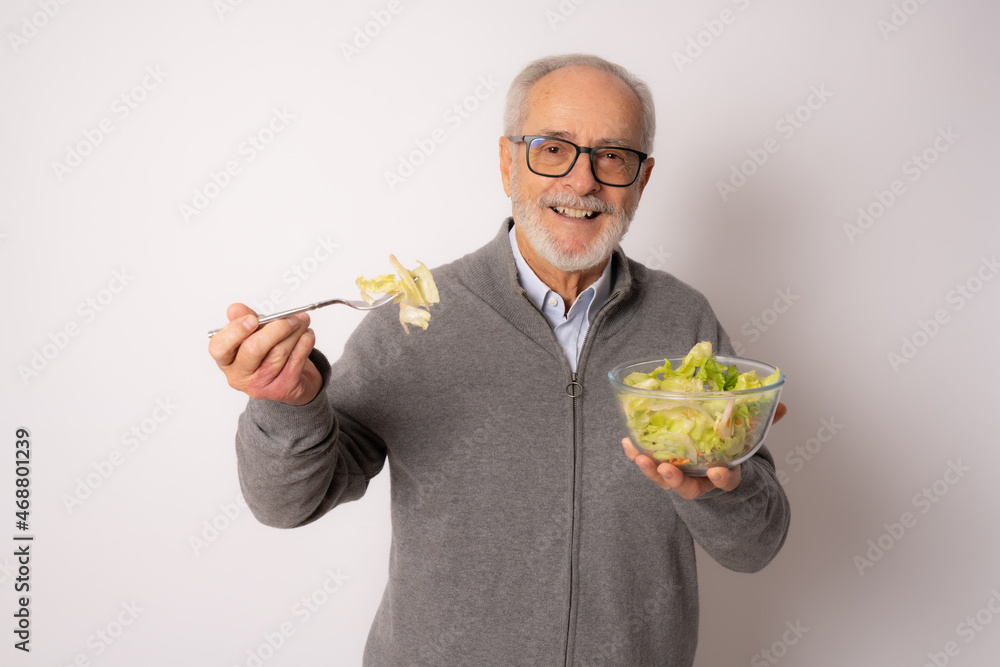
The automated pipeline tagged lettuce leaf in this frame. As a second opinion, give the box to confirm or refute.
[356,254,440,333]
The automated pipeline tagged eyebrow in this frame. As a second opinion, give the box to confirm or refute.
[535,129,633,149]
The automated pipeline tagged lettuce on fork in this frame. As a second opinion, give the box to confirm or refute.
[356,255,440,333]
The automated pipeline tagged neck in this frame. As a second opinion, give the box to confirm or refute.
[514,224,608,312]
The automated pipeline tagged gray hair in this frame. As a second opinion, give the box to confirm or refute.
[503,53,656,154]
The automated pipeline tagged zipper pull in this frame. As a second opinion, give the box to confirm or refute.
[566,371,583,398]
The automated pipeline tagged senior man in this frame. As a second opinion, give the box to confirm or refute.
[210,54,790,666]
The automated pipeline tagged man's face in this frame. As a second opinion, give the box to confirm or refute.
[500,65,654,273]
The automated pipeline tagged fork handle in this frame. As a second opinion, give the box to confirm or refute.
[206,276,416,337]
[205,299,342,338]
[256,299,342,325]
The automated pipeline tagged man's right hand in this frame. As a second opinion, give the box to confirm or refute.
[208,303,323,406]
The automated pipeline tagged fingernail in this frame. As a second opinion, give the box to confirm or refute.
[661,468,675,482]
[707,470,722,484]
[242,315,257,331]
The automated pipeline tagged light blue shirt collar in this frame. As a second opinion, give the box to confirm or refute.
[509,225,612,318]
[508,225,613,371]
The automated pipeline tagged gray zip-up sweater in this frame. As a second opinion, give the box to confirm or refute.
[236,219,790,666]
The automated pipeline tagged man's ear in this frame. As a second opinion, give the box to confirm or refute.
[499,136,514,197]
[636,156,654,198]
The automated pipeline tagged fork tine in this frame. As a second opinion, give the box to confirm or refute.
[352,292,398,309]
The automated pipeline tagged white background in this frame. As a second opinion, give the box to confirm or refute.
[2,0,998,665]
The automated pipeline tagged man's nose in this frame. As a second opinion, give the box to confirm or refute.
[562,151,601,195]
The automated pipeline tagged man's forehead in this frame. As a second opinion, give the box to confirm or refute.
[522,66,643,145]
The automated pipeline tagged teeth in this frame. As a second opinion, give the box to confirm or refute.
[553,206,596,219]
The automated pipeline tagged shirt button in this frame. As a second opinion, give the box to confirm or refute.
[548,297,558,307]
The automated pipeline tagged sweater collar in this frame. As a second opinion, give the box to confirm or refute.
[457,219,639,351]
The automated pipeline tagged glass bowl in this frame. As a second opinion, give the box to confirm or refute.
[608,355,784,476]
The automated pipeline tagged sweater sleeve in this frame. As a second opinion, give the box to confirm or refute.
[669,446,790,572]
[234,347,388,529]
[667,308,790,572]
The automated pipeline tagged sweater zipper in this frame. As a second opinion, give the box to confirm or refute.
[518,287,623,666]
[562,290,620,667]
[562,369,580,667]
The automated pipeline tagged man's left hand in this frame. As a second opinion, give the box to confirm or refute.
[621,438,740,499]
[621,401,788,500]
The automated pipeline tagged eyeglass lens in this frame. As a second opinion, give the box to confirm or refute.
[525,137,641,185]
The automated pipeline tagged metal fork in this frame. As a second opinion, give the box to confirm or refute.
[206,291,398,338]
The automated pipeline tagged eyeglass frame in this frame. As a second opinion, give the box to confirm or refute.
[507,135,649,187]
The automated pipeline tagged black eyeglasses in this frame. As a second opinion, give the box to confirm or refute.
[508,135,648,187]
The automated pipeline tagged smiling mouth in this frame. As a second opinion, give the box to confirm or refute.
[551,206,599,220]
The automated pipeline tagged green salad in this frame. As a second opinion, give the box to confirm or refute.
[619,341,781,467]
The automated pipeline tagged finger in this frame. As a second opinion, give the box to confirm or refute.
[632,454,674,491]
[208,308,259,367]
[706,465,741,492]
[270,327,317,395]
[243,324,318,403]
[772,401,788,425]
[624,439,703,495]
[283,327,315,377]
[622,438,716,497]
[227,302,256,322]
[621,437,640,461]
[232,313,310,381]
[621,439,676,490]
[655,462,713,499]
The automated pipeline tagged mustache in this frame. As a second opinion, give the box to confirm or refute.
[537,192,619,215]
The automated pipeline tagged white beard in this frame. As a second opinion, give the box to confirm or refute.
[510,160,640,272]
